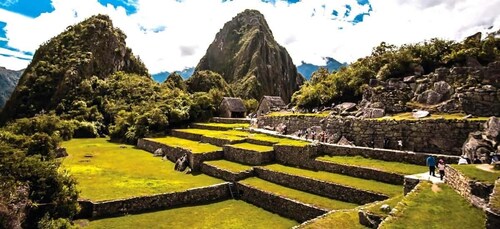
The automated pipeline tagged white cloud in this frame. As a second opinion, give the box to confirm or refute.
[0,0,499,72]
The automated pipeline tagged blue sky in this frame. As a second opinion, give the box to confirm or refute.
[0,0,499,73]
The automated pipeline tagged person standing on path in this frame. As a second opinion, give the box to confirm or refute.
[426,155,436,177]
[438,159,446,181]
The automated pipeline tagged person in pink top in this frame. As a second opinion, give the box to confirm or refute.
[437,159,446,181]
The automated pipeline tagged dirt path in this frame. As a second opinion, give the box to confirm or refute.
[431,183,442,193]
[475,164,500,173]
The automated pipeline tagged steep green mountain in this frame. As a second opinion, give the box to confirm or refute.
[195,9,304,103]
[0,67,23,109]
[0,14,148,123]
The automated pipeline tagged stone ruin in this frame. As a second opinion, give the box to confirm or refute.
[462,117,500,163]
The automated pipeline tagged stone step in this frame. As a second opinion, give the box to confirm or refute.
[223,143,275,165]
[239,177,358,211]
[210,117,252,124]
[201,160,254,181]
[256,164,403,204]
[313,155,428,185]
[191,122,250,131]
[172,129,247,147]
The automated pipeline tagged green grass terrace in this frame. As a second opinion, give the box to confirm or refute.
[203,160,253,173]
[79,200,297,229]
[146,136,222,153]
[230,143,274,152]
[61,138,222,201]
[380,182,485,229]
[451,164,500,184]
[193,122,250,129]
[300,209,368,229]
[240,177,358,211]
[317,155,427,175]
[262,164,402,197]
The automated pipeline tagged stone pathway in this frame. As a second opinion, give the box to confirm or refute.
[405,172,444,184]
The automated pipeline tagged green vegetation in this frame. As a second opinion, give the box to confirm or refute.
[292,34,500,109]
[82,200,297,228]
[203,160,252,173]
[364,195,404,216]
[61,138,222,201]
[147,136,222,154]
[241,177,358,210]
[317,156,427,175]
[193,122,250,129]
[451,164,500,184]
[263,164,402,197]
[380,182,485,229]
[231,143,274,152]
[374,112,490,121]
[301,210,368,229]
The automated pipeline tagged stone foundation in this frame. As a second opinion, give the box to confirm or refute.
[237,183,328,222]
[445,166,494,208]
[200,135,245,147]
[254,167,388,205]
[77,183,230,219]
[403,177,420,195]
[223,145,274,165]
[258,116,484,155]
[200,162,254,181]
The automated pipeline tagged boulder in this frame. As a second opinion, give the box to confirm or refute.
[362,108,385,118]
[434,81,453,98]
[412,110,429,119]
[334,102,357,113]
[276,123,287,134]
[417,90,443,105]
[55,147,68,158]
[403,75,417,83]
[483,117,500,142]
[154,148,164,157]
[380,204,392,213]
[337,136,354,146]
[462,119,498,163]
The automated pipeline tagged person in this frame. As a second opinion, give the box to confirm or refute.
[458,156,468,165]
[437,159,446,181]
[426,155,436,177]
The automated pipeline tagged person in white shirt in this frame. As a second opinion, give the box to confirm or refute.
[438,159,446,181]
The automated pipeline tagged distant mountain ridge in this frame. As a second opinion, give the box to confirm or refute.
[152,67,194,82]
[297,57,346,79]
[195,9,304,103]
[0,67,23,109]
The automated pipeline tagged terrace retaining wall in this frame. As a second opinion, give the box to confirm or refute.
[487,179,500,229]
[77,183,230,219]
[200,135,245,147]
[171,130,202,141]
[254,167,388,205]
[223,146,274,165]
[403,177,420,195]
[236,183,328,222]
[313,160,404,185]
[211,117,251,124]
[445,166,494,208]
[273,145,319,168]
[191,123,232,131]
[200,163,254,181]
[258,116,484,155]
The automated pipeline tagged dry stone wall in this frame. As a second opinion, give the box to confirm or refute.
[445,166,494,208]
[200,163,254,181]
[223,145,274,165]
[237,183,328,222]
[254,167,388,204]
[211,117,251,124]
[258,116,483,155]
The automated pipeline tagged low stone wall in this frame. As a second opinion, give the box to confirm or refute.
[200,135,245,147]
[313,159,404,185]
[78,183,230,219]
[487,179,500,229]
[200,162,254,181]
[358,210,384,228]
[273,145,319,168]
[320,144,459,166]
[137,138,223,171]
[258,116,484,155]
[445,166,494,208]
[246,138,275,146]
[486,209,500,229]
[171,130,202,141]
[211,117,251,124]
[191,123,232,131]
[403,177,420,195]
[223,146,274,165]
[236,183,328,222]
[254,167,388,205]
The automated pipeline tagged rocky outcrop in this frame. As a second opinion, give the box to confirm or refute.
[0,14,148,123]
[462,117,500,162]
[0,67,23,109]
[195,9,303,103]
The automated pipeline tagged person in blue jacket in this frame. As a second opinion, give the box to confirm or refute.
[426,155,436,176]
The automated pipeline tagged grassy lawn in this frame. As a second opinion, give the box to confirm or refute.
[240,177,358,211]
[193,122,250,129]
[230,143,274,152]
[380,182,485,229]
[451,164,500,184]
[373,112,489,121]
[263,164,402,197]
[300,209,368,229]
[363,194,404,216]
[317,156,427,175]
[147,136,222,154]
[266,111,330,117]
[203,160,253,173]
[248,133,309,147]
[61,138,222,201]
[80,200,297,229]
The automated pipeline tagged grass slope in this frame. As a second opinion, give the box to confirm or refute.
[317,155,427,175]
[263,164,402,197]
[240,177,358,210]
[203,160,252,173]
[451,164,500,184]
[147,136,222,153]
[364,194,404,216]
[230,143,274,152]
[380,182,485,229]
[61,138,222,201]
[300,210,368,229]
[82,200,297,228]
